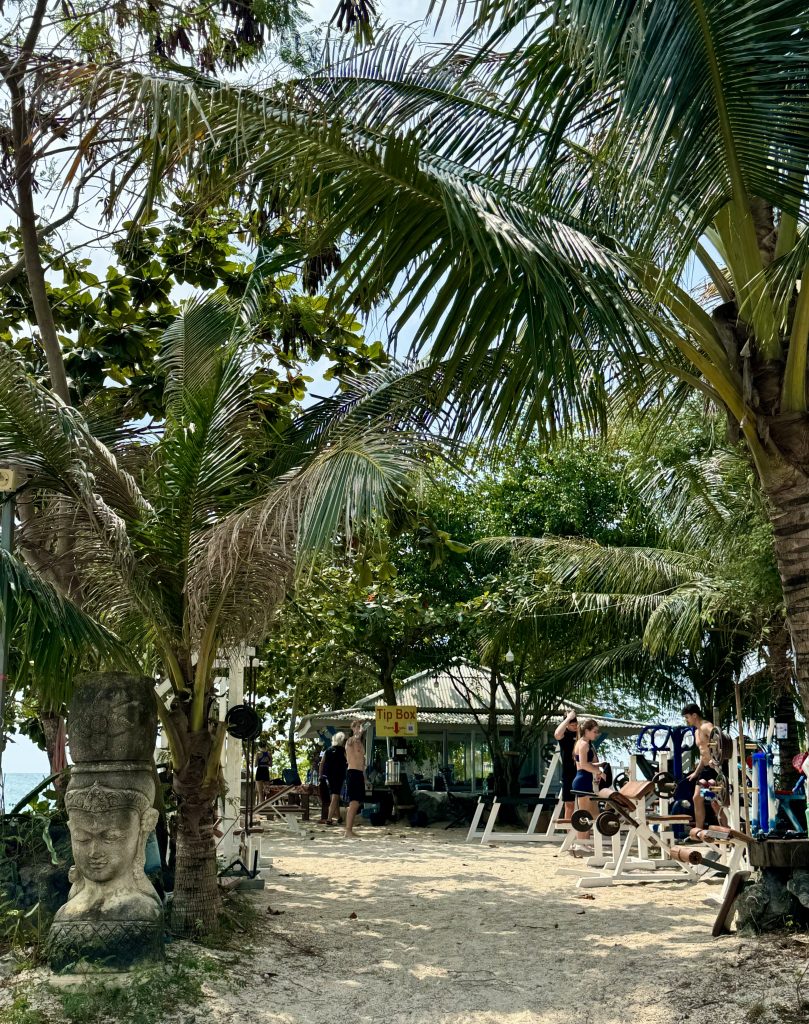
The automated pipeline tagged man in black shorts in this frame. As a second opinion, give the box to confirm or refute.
[344,718,367,839]
[554,709,579,820]
[682,703,726,829]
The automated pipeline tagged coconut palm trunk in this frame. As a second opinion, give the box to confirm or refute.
[170,729,222,933]
[764,474,809,729]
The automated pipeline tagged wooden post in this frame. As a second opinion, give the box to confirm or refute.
[734,677,752,834]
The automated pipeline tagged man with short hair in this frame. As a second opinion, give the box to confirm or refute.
[343,719,367,839]
[682,703,724,829]
[554,709,579,821]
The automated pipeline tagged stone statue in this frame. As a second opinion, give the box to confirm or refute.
[47,673,165,972]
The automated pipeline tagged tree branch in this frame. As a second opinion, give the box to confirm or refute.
[0,179,86,288]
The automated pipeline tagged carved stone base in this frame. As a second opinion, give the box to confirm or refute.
[735,867,809,933]
[47,917,164,972]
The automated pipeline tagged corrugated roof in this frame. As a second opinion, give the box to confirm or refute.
[303,706,642,729]
[298,659,645,735]
[355,660,594,714]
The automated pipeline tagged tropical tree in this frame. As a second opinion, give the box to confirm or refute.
[2,208,384,786]
[0,0,338,783]
[0,295,441,933]
[96,0,809,728]
[479,444,789,731]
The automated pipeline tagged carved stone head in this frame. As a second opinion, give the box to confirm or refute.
[65,783,158,891]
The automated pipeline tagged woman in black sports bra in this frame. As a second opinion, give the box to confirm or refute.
[572,719,605,842]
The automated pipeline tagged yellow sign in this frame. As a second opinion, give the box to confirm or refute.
[375,705,418,737]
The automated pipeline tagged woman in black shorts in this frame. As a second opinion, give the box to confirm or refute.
[319,733,347,824]
[572,719,605,842]
[255,743,273,805]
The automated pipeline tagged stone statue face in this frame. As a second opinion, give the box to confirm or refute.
[68,807,142,885]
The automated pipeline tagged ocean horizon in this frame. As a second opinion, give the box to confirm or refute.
[3,772,48,809]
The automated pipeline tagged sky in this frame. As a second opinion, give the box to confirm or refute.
[6,0,460,779]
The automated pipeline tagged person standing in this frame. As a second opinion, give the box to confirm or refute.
[571,719,605,843]
[344,719,367,839]
[682,703,725,829]
[255,742,273,806]
[554,709,579,821]
[319,732,348,825]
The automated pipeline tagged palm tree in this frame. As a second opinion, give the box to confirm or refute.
[476,446,789,725]
[81,1,809,727]
[0,294,444,933]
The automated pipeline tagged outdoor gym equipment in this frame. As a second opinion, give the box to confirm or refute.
[466,749,570,845]
[636,725,695,780]
[566,779,702,888]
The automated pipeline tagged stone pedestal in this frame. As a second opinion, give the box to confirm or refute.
[735,840,809,933]
[46,672,165,972]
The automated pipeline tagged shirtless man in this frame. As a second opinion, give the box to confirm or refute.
[344,718,367,839]
[682,703,725,829]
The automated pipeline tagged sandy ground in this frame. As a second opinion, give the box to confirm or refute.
[190,822,809,1024]
[5,823,809,1023]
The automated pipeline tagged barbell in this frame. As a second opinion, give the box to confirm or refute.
[570,807,623,836]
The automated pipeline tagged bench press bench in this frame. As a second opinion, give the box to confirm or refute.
[466,794,565,844]
[568,780,708,887]
[253,786,307,832]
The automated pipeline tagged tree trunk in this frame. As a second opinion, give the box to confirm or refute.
[765,470,809,731]
[765,622,800,789]
[380,653,397,705]
[169,730,222,936]
[8,79,70,405]
[39,711,67,795]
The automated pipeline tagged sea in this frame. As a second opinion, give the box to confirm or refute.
[3,772,48,810]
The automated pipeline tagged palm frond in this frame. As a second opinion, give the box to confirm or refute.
[0,549,136,708]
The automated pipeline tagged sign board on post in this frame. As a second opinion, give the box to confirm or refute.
[375,705,418,737]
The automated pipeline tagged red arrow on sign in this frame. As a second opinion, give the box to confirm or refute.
[394,721,399,734]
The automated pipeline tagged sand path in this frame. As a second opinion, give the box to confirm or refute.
[196,824,808,1024]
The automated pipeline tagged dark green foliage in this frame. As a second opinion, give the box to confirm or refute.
[0,208,385,427]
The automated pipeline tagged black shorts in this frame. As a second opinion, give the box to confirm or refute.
[255,767,270,782]
[325,773,346,797]
[562,774,576,802]
[346,769,365,805]
[696,766,718,783]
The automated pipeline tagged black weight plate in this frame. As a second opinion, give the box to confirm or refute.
[571,809,594,831]
[653,771,677,798]
[612,771,629,790]
[225,703,262,740]
[596,811,621,837]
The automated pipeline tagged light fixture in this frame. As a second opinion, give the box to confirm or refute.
[505,649,515,664]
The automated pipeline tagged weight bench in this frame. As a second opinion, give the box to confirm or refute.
[467,794,564,845]
[569,781,702,888]
[254,787,306,832]
[689,825,751,902]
